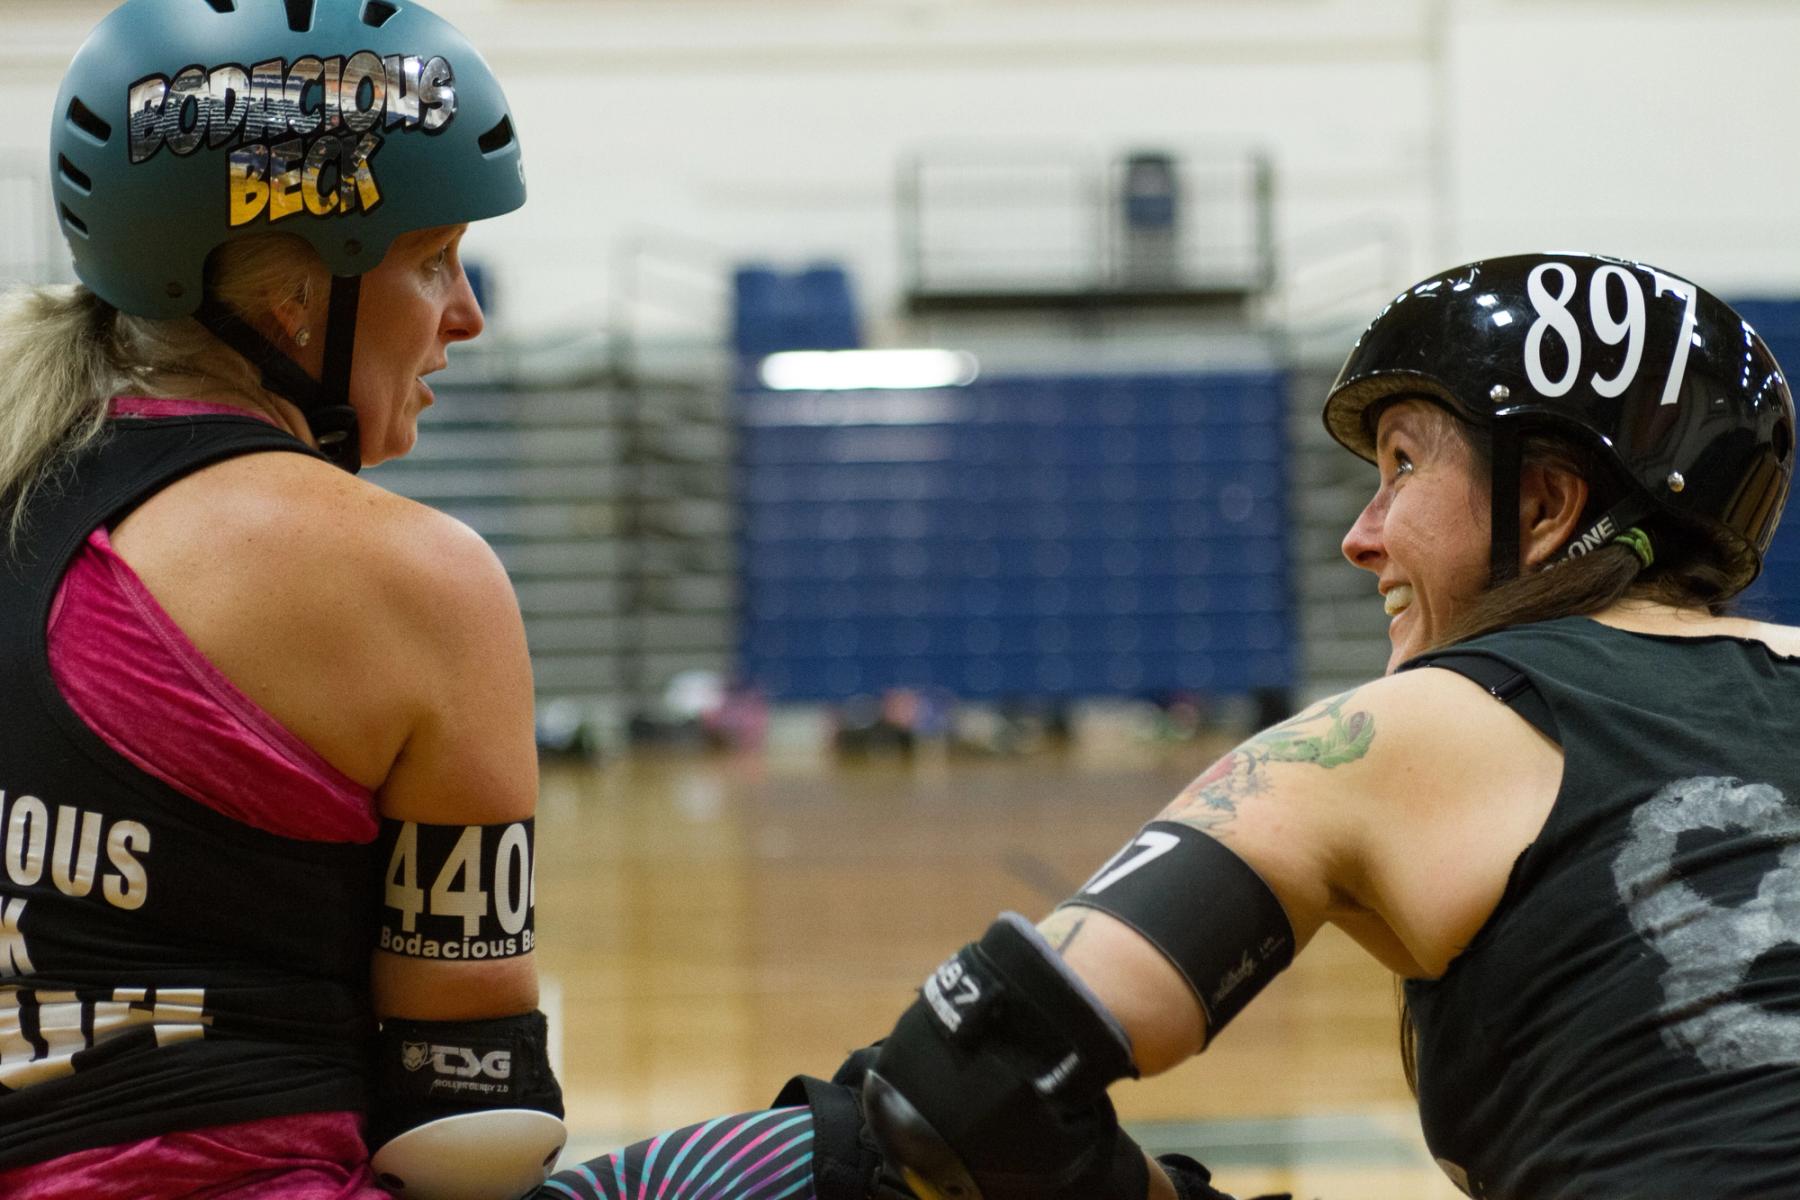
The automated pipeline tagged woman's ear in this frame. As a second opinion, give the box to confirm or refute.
[1520,463,1590,569]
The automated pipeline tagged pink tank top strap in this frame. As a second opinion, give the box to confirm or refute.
[49,395,376,842]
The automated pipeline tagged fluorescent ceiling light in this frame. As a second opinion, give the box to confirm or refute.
[759,349,980,391]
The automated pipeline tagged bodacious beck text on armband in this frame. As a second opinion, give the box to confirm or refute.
[377,818,535,962]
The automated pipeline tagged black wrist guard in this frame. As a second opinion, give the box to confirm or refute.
[862,913,1144,1200]
[367,1010,564,1152]
[1157,1153,1292,1200]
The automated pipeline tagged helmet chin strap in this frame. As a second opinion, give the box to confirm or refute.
[1489,420,1522,585]
[1558,493,1659,565]
[1491,418,1660,581]
[193,275,364,474]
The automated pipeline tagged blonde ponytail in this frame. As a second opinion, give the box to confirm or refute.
[0,233,323,541]
[0,285,122,541]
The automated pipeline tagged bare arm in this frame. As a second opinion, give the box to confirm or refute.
[860,670,1555,1200]
[1033,690,1368,1073]
[368,509,541,1021]
[1037,670,1556,1077]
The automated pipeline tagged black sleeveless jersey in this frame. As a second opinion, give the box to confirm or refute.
[0,416,378,1169]
[1402,616,1800,1200]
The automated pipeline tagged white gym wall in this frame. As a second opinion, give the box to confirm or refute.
[2,0,1796,333]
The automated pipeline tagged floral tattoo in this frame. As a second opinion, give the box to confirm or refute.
[1162,691,1375,834]
[1039,693,1374,957]
[1039,909,1089,954]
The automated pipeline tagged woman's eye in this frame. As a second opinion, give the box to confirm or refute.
[426,247,451,273]
[1388,450,1413,482]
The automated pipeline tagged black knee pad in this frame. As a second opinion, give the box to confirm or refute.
[1157,1154,1292,1200]
[771,1067,915,1200]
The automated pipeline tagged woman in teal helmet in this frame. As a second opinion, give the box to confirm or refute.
[0,2,889,1198]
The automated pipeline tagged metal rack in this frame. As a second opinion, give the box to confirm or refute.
[369,358,737,734]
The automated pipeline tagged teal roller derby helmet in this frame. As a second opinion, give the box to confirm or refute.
[51,0,527,319]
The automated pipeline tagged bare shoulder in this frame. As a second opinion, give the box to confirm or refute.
[109,449,528,791]
[1156,666,1562,975]
[1594,604,1800,658]
[1160,666,1553,837]
[131,449,512,620]
[1730,618,1800,659]
[212,453,529,705]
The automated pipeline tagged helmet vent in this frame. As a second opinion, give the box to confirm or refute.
[58,156,93,195]
[284,0,315,31]
[1775,419,1793,466]
[59,205,90,238]
[477,115,515,155]
[201,0,236,12]
[362,1,399,27]
[65,97,112,145]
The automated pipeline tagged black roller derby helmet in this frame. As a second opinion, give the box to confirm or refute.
[1322,252,1795,593]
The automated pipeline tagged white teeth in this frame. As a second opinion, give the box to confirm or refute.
[1383,584,1414,616]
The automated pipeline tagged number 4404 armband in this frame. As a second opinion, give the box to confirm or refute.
[377,818,536,961]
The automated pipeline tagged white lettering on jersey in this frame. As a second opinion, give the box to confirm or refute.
[0,985,213,1092]
[0,899,31,978]
[0,793,152,911]
[102,821,151,911]
[50,806,103,899]
[3,796,48,888]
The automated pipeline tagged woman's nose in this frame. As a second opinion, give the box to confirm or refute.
[1341,494,1386,571]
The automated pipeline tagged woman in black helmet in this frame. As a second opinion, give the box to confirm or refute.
[856,253,1800,1200]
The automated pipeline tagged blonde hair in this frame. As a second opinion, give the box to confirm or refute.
[0,234,324,542]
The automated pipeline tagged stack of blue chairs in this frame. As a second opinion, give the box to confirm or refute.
[735,371,1296,701]
[1732,299,1800,622]
[732,264,861,359]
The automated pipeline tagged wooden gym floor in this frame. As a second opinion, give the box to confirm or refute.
[533,736,1465,1200]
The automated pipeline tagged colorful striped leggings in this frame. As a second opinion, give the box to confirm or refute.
[536,1107,818,1200]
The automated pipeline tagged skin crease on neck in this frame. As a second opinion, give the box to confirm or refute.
[1339,397,1800,669]
[166,224,484,469]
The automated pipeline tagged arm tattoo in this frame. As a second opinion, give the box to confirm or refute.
[1037,909,1090,956]
[1161,690,1375,834]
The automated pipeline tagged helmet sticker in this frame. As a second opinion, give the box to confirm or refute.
[125,52,458,227]
[1521,260,1699,408]
[1322,252,1795,584]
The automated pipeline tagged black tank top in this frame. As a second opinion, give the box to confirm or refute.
[0,416,377,1168]
[1404,616,1800,1199]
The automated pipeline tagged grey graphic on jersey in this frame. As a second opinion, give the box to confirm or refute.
[1612,775,1800,1071]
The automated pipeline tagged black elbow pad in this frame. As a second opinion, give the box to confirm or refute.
[862,913,1146,1200]
[367,1009,563,1153]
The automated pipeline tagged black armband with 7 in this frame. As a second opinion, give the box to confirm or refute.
[377,818,535,961]
[1063,821,1294,1038]
[862,913,1147,1200]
